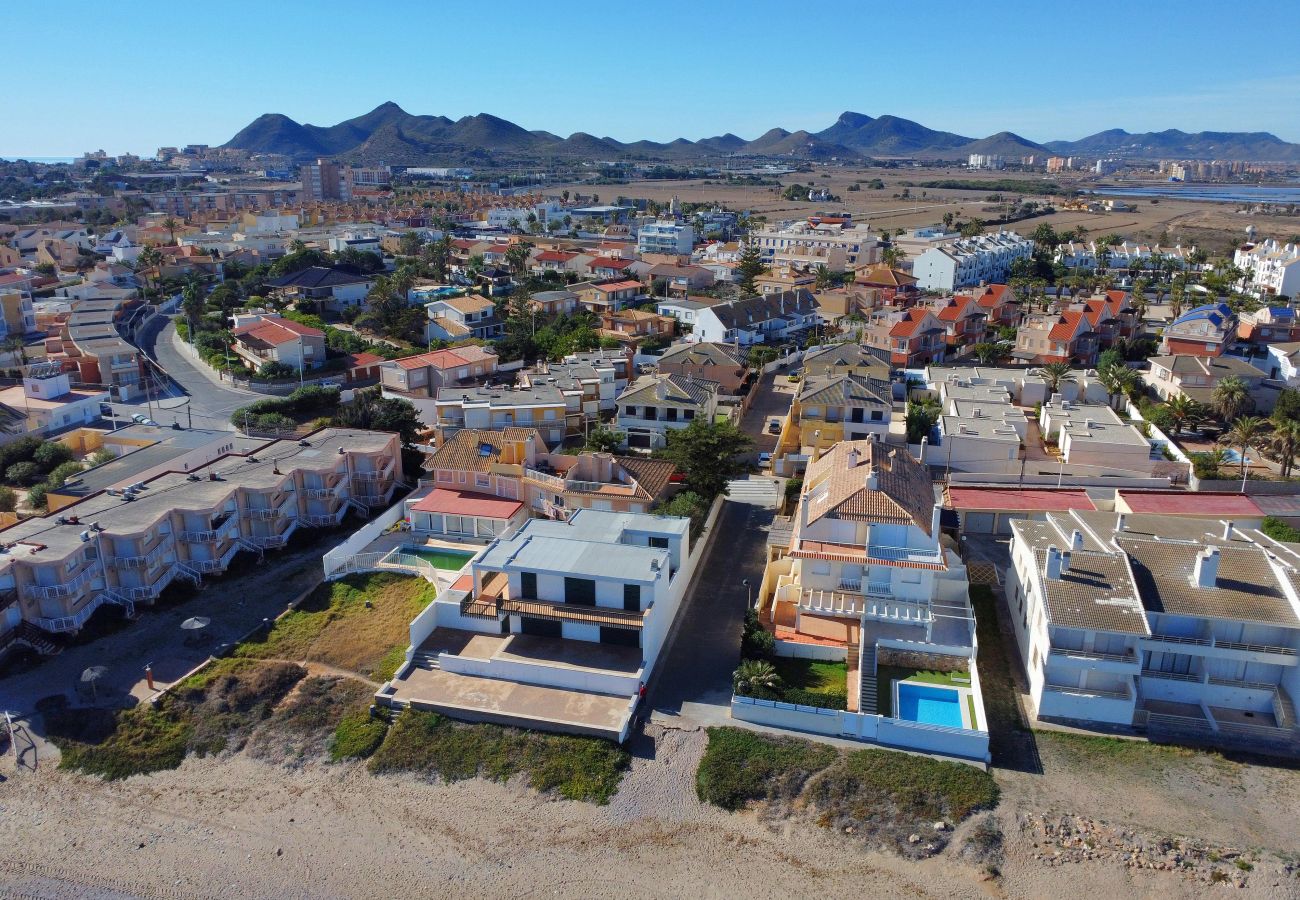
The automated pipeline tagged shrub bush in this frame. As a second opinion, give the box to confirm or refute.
[696,726,837,811]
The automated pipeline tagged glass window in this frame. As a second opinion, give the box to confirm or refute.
[521,571,537,597]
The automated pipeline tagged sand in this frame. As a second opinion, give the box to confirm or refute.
[2,720,1298,900]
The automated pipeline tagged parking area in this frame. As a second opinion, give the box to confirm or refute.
[740,371,796,453]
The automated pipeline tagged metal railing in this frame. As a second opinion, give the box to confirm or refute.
[523,467,567,491]
[32,567,99,601]
[798,588,864,617]
[1045,683,1132,701]
[117,564,179,601]
[1051,647,1138,664]
[1143,632,1298,657]
[865,580,893,597]
[866,544,944,564]
[838,577,862,592]
[1141,667,1203,683]
[109,536,176,569]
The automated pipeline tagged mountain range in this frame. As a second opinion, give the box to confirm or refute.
[221,102,1300,164]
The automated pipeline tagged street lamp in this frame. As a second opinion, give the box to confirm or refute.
[742,578,752,609]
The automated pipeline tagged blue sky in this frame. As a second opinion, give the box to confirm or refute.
[3,0,1297,157]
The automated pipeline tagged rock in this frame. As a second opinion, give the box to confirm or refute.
[276,847,283,857]
[908,834,921,844]
[933,821,948,831]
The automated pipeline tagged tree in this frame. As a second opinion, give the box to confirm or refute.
[398,231,423,256]
[1269,417,1300,478]
[1162,394,1205,435]
[1035,361,1075,396]
[5,461,41,486]
[87,448,117,467]
[334,389,422,446]
[46,460,84,489]
[1221,416,1268,480]
[33,441,73,471]
[732,659,781,697]
[1097,364,1139,411]
[181,276,206,341]
[584,426,623,454]
[959,219,984,238]
[905,398,940,444]
[972,342,1011,365]
[813,265,835,291]
[256,360,296,380]
[161,216,179,244]
[735,241,768,294]
[881,245,906,270]
[661,419,753,500]
[1212,375,1253,424]
[504,243,531,276]
[0,486,15,512]
[2,335,28,364]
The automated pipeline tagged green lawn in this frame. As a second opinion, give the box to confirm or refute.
[770,657,848,691]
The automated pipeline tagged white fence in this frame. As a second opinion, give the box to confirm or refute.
[773,639,847,661]
[731,695,990,762]
[322,492,423,579]
[439,650,642,697]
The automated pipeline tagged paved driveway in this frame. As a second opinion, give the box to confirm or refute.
[648,499,774,723]
[740,371,795,453]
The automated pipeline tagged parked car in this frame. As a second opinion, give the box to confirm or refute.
[99,403,114,416]
[767,419,781,434]
[758,452,773,469]
[131,413,148,424]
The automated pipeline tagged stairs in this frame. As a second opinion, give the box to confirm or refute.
[15,622,60,656]
[858,643,879,715]
[411,651,441,670]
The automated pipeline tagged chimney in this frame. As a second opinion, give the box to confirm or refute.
[918,435,928,464]
[1194,547,1221,588]
[846,447,861,469]
[1222,520,1233,540]
[865,464,879,491]
[1044,546,1063,580]
[1070,529,1084,551]
[1115,512,1126,533]
[1060,550,1072,573]
[931,502,942,537]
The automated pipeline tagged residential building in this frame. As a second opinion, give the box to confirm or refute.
[1039,397,1153,472]
[752,269,816,296]
[930,294,989,354]
[912,231,1034,291]
[301,158,353,203]
[0,366,108,440]
[646,263,715,297]
[379,346,499,410]
[382,509,694,742]
[772,374,891,476]
[1144,354,1274,411]
[751,221,879,271]
[1160,303,1236,357]
[689,290,821,346]
[1239,306,1300,345]
[0,290,37,338]
[433,384,569,446]
[615,373,720,450]
[599,308,674,345]
[655,296,721,331]
[0,428,400,651]
[938,400,1026,475]
[571,278,642,313]
[1013,310,1097,366]
[801,343,891,380]
[586,256,635,280]
[851,263,919,304]
[1235,240,1300,297]
[1266,342,1300,386]
[1007,509,1300,752]
[266,266,373,310]
[863,307,946,368]
[958,283,1020,329]
[1054,241,1195,273]
[655,342,749,394]
[756,440,986,758]
[530,289,579,316]
[637,220,696,256]
[231,315,327,373]
[425,294,502,342]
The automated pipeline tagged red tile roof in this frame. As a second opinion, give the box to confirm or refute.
[410,488,524,519]
[947,487,1096,513]
[934,296,976,322]
[346,351,384,368]
[392,346,494,371]
[232,316,324,346]
[972,284,1011,308]
[888,308,931,338]
[593,279,641,292]
[1117,491,1263,517]
[535,250,577,263]
[1048,310,1086,341]
[588,256,631,271]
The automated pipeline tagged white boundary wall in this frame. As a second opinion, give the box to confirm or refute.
[773,639,848,661]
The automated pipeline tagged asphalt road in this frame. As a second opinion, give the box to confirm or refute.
[136,317,251,432]
[648,499,775,716]
[740,371,795,453]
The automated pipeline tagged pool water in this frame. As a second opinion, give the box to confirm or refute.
[896,682,964,728]
[404,547,474,570]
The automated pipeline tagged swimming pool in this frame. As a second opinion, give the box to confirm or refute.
[896,682,965,728]
[403,546,475,570]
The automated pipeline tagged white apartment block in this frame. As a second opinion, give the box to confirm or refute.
[912,231,1033,291]
[1235,240,1300,298]
[751,221,879,271]
[637,220,696,256]
[1054,240,1195,272]
[967,154,1004,170]
[485,201,566,230]
[1007,510,1300,753]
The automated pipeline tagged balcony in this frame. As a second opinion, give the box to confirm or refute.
[1045,681,1133,702]
[116,564,179,602]
[1140,633,1298,665]
[498,595,645,631]
[31,567,99,601]
[1050,647,1140,670]
[523,467,567,492]
[798,588,864,618]
[109,535,176,569]
[865,544,944,566]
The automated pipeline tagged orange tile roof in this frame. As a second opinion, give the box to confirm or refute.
[1048,310,1086,341]
[888,308,931,338]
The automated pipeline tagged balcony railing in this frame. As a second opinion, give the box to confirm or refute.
[117,564,179,602]
[109,535,176,569]
[1141,667,1203,683]
[1143,633,1298,658]
[31,567,98,601]
[1045,682,1132,701]
[523,467,567,491]
[838,577,862,592]
[865,544,944,565]
[865,580,893,597]
[1050,647,1138,664]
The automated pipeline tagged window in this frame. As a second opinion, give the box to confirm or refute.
[564,577,596,606]
[684,409,695,420]
[665,408,678,422]
[475,473,490,488]
[437,471,454,483]
[870,410,883,421]
[648,536,669,549]
[623,583,641,612]
[520,571,537,598]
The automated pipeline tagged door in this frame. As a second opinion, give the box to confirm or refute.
[599,626,640,647]
[964,512,995,534]
[520,616,562,638]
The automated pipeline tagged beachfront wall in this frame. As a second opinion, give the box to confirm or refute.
[439,650,642,697]
[322,488,427,579]
[730,695,990,762]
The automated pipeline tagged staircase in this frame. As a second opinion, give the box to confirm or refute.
[858,642,879,715]
[14,622,60,656]
[177,562,204,586]
[101,590,136,619]
[410,650,441,670]
[348,498,371,519]
[235,536,264,561]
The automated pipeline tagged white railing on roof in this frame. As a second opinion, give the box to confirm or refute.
[866,544,943,564]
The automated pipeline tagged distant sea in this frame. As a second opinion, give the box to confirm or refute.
[1095,183,1300,204]
[1,156,76,164]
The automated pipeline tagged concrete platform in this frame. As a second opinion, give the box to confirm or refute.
[384,663,633,741]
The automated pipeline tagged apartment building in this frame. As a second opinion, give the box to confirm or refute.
[615,373,720,450]
[231,315,327,372]
[300,158,353,203]
[433,384,569,446]
[772,374,891,476]
[0,366,108,441]
[1238,306,1300,345]
[1160,303,1236,357]
[637,220,696,256]
[912,231,1034,291]
[0,290,38,339]
[0,429,400,652]
[689,289,821,346]
[751,221,879,270]
[1235,239,1300,297]
[1013,310,1098,366]
[655,342,748,394]
[1007,510,1300,752]
[382,509,694,741]
[1054,240,1195,273]
[424,294,503,342]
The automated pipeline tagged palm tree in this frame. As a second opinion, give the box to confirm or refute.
[1036,361,1075,396]
[161,216,179,245]
[813,264,835,291]
[1098,365,1139,411]
[2,335,27,365]
[732,659,781,697]
[1212,376,1253,425]
[881,245,906,270]
[1221,416,1268,481]
[1269,417,1300,478]
[973,341,1011,365]
[1163,394,1204,435]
